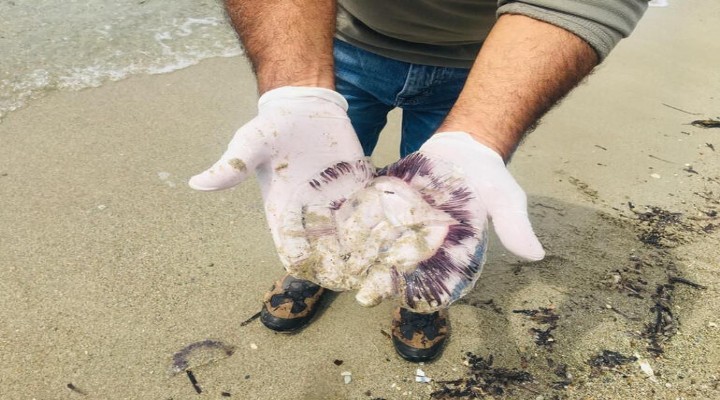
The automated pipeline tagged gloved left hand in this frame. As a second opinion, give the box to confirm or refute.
[189,87,374,289]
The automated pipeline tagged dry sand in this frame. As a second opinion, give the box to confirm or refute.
[1,2,719,400]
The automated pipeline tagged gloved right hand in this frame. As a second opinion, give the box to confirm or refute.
[189,87,374,289]
[345,131,545,312]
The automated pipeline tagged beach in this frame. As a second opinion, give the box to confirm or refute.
[1,2,719,399]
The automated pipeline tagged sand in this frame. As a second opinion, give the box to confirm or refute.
[1,2,719,399]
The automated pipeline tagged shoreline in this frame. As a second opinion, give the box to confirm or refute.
[1,2,719,399]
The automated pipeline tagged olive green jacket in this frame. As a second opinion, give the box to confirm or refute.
[337,0,648,67]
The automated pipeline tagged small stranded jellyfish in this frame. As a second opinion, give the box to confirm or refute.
[356,153,488,312]
[169,339,236,376]
[286,151,488,312]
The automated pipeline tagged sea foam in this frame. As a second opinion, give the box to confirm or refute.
[0,0,242,121]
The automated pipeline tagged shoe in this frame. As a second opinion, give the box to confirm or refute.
[260,274,326,332]
[391,307,449,362]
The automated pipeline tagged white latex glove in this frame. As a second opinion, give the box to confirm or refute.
[351,131,545,312]
[189,87,374,288]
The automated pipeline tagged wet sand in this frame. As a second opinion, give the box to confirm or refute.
[1,2,719,399]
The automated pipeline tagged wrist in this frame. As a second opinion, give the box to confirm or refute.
[463,131,514,163]
[423,131,506,165]
[437,116,518,162]
[256,64,335,94]
[431,126,513,163]
[258,86,349,111]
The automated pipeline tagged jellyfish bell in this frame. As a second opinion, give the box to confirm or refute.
[276,154,488,312]
[348,154,489,313]
[272,159,375,289]
[335,175,457,277]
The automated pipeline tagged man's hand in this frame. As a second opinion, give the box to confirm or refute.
[353,131,544,313]
[189,86,374,288]
[351,14,596,312]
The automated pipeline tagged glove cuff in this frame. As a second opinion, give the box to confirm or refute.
[421,131,505,164]
[258,86,349,111]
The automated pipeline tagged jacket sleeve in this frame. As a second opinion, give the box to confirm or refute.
[497,0,648,61]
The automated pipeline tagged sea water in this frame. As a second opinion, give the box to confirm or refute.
[0,0,241,121]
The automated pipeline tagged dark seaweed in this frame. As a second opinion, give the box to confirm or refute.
[66,383,87,396]
[588,350,637,369]
[669,276,707,289]
[512,308,559,325]
[691,118,720,128]
[513,308,559,349]
[633,206,687,248]
[551,362,572,390]
[431,353,533,398]
[642,276,706,355]
[186,370,202,394]
[645,283,675,355]
[531,326,558,348]
[607,266,648,299]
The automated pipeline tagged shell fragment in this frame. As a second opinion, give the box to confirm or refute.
[415,368,432,383]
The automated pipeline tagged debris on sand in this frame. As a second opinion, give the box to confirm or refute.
[66,383,88,396]
[632,206,688,248]
[416,368,432,383]
[605,267,648,299]
[169,339,236,376]
[186,370,202,394]
[642,276,706,355]
[690,118,720,128]
[669,276,708,289]
[512,307,559,325]
[549,360,573,390]
[431,353,533,398]
[456,298,503,314]
[513,307,560,349]
[588,350,637,370]
[644,283,677,356]
[341,371,352,384]
[635,353,658,383]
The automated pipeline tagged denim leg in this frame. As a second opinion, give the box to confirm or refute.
[397,66,470,157]
[334,39,470,158]
[399,109,450,157]
[333,39,407,157]
[335,76,394,157]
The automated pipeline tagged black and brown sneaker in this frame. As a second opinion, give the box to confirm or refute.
[391,306,449,362]
[260,274,326,332]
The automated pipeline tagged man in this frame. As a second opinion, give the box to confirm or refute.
[189,0,648,362]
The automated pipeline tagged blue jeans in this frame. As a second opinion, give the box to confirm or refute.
[333,39,470,158]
